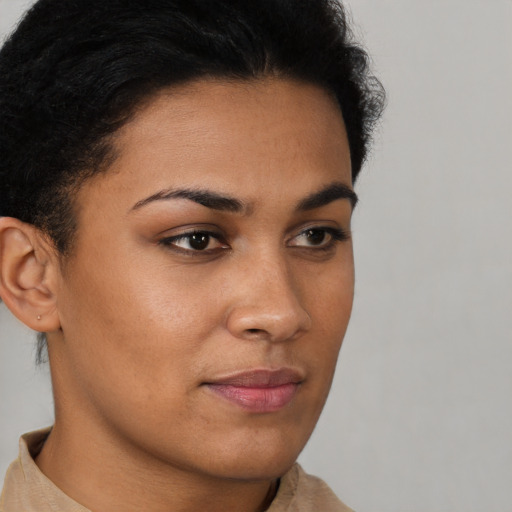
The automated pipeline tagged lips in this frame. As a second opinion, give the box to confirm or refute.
[204,368,303,413]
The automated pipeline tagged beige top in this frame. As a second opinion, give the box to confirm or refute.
[1,428,353,512]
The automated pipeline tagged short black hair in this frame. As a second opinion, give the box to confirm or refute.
[0,0,384,361]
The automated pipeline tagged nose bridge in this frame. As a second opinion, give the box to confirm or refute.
[226,249,312,342]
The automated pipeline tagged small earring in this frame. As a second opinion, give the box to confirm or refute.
[37,315,42,321]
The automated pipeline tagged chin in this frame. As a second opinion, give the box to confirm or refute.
[198,434,306,481]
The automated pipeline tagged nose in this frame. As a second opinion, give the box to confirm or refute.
[225,256,312,343]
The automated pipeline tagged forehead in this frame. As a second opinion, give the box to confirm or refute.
[76,78,352,214]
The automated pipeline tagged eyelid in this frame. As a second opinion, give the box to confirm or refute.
[158,228,229,255]
[154,222,221,237]
[289,224,350,240]
[155,222,349,256]
[287,225,350,249]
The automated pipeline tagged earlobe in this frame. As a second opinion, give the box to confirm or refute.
[0,217,61,332]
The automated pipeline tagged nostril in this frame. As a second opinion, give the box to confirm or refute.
[228,305,311,343]
[244,328,271,339]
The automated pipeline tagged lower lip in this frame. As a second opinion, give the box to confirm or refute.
[205,383,299,413]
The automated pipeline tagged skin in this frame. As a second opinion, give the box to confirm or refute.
[0,78,355,511]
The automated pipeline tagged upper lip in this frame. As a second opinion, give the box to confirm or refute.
[205,368,304,388]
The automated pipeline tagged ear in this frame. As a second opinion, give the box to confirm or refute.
[0,217,61,332]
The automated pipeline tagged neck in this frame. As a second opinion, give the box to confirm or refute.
[35,420,278,512]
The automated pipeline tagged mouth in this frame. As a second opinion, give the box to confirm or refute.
[204,368,304,413]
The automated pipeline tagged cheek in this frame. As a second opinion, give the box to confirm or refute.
[301,253,354,370]
[304,250,355,327]
[56,250,217,409]
[60,238,208,341]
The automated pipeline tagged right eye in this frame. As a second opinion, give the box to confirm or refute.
[159,230,228,253]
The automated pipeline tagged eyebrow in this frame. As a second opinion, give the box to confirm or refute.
[131,188,246,213]
[296,182,358,210]
[130,181,357,214]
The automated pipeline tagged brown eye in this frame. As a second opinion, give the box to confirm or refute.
[304,229,327,246]
[291,228,331,248]
[160,231,227,252]
[188,233,211,250]
[289,226,349,249]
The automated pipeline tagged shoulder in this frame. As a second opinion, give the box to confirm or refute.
[1,428,88,512]
[268,463,354,512]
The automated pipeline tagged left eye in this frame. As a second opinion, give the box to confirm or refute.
[290,227,347,248]
[160,231,226,252]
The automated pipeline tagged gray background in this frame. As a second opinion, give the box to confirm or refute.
[1,1,511,511]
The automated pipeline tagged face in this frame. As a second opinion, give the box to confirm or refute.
[50,78,355,481]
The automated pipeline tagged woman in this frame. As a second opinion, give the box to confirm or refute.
[0,0,384,510]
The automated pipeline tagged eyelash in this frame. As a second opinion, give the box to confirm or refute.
[293,227,350,251]
[158,226,350,255]
[159,230,227,254]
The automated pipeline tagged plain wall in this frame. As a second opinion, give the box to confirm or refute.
[1,1,511,511]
